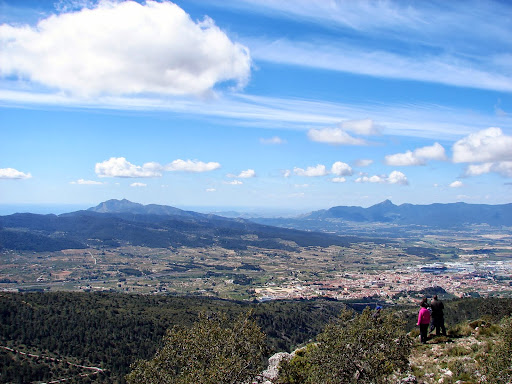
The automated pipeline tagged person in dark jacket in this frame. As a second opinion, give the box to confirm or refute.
[430,295,446,336]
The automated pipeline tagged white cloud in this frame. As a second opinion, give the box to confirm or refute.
[70,179,104,185]
[294,184,309,188]
[0,1,250,96]
[130,182,147,187]
[331,177,346,183]
[0,167,32,179]
[387,171,409,185]
[453,127,512,163]
[227,169,255,178]
[96,157,219,178]
[248,29,512,93]
[414,142,447,160]
[493,162,512,178]
[331,161,353,176]
[340,119,379,135]
[465,161,512,178]
[385,142,446,166]
[95,157,163,178]
[260,136,286,144]
[465,163,494,176]
[282,170,291,178]
[206,188,216,192]
[225,180,243,185]
[355,159,373,167]
[294,164,328,177]
[385,151,424,166]
[355,171,408,185]
[450,180,464,188]
[307,127,367,145]
[166,159,221,173]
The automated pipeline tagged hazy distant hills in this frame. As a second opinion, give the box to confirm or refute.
[252,200,512,232]
[306,200,512,226]
[1,199,510,252]
[88,198,197,217]
[0,199,364,252]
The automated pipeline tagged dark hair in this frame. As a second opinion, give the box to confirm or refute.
[433,295,438,300]
[421,301,428,308]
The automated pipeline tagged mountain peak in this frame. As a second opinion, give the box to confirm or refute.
[372,199,396,208]
[88,199,143,213]
[87,199,194,217]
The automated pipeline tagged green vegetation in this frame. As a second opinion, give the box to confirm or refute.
[1,293,512,383]
[278,308,411,383]
[126,312,266,384]
[482,316,512,384]
[0,292,345,383]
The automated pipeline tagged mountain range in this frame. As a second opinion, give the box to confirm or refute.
[1,199,510,252]
[0,199,364,252]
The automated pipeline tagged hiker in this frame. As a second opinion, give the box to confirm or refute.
[417,300,431,344]
[430,295,446,336]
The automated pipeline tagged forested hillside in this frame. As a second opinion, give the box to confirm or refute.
[0,292,346,383]
[1,293,511,383]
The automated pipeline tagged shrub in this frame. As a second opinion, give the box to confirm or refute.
[126,311,267,384]
[278,308,412,384]
[482,317,512,384]
[448,322,473,338]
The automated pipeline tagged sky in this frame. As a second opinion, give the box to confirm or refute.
[1,0,512,213]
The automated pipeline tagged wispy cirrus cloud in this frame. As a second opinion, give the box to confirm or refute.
[70,179,104,185]
[235,0,512,92]
[249,38,512,93]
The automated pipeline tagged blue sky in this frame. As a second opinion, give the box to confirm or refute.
[1,0,511,213]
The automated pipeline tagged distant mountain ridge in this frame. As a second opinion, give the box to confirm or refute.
[303,200,512,227]
[88,199,195,217]
[0,199,368,252]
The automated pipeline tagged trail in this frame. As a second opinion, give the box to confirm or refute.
[0,345,104,382]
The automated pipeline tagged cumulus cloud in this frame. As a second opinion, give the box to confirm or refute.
[0,168,32,179]
[95,157,220,177]
[130,182,147,187]
[260,136,286,144]
[227,169,255,178]
[166,159,221,172]
[70,179,104,185]
[452,127,512,163]
[341,119,380,135]
[307,127,367,145]
[355,171,408,185]
[450,180,464,188]
[282,170,291,178]
[331,177,346,183]
[331,161,353,176]
[294,164,328,177]
[95,157,163,178]
[465,161,512,178]
[0,1,251,96]
[453,128,512,178]
[355,159,373,167]
[385,142,446,166]
[206,188,216,192]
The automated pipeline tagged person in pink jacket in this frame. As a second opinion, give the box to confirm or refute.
[417,300,431,344]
